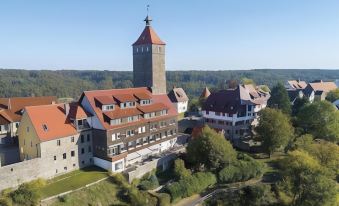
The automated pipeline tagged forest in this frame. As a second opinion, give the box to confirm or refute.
[1,69,339,100]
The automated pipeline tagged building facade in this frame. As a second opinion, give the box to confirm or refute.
[79,87,178,173]
[18,103,93,176]
[168,87,189,114]
[0,96,56,144]
[202,84,270,141]
[133,15,167,95]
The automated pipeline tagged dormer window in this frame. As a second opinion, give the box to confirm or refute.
[102,104,114,111]
[160,110,168,116]
[140,99,151,105]
[120,101,136,109]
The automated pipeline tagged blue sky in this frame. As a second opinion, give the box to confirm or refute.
[0,0,338,70]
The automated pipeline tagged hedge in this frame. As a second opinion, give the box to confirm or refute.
[165,172,216,202]
[218,157,264,183]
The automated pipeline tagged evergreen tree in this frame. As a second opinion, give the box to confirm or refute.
[268,82,292,115]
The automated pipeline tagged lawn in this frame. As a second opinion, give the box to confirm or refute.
[39,166,109,198]
[48,178,127,206]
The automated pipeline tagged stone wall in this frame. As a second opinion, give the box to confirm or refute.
[126,152,177,183]
[0,158,54,191]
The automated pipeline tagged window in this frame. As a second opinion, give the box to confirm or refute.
[57,140,61,146]
[71,151,75,157]
[111,118,121,125]
[81,148,85,154]
[63,153,66,159]
[87,134,90,142]
[88,146,92,153]
[81,135,84,143]
[206,111,209,115]
[54,156,56,161]
[103,104,114,111]
[141,99,151,105]
[160,110,167,116]
[26,127,29,132]
[64,167,67,171]
[71,136,74,142]
[126,130,135,137]
[73,164,76,167]
[115,162,123,171]
[215,112,221,116]
[42,124,48,132]
[16,123,19,128]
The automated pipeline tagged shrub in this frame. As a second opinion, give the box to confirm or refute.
[156,193,171,206]
[165,172,216,202]
[0,197,12,206]
[139,174,159,190]
[10,184,41,206]
[218,156,264,184]
[173,159,191,180]
[58,195,69,203]
[218,165,239,183]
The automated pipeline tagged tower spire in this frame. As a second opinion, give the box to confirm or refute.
[144,5,152,26]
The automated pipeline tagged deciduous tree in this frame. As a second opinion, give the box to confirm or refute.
[268,82,292,115]
[256,108,294,157]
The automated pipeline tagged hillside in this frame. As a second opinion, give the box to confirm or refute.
[1,69,339,99]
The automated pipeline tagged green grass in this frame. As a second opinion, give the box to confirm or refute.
[39,166,109,198]
[48,178,127,206]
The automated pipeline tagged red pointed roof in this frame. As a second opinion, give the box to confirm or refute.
[133,26,166,46]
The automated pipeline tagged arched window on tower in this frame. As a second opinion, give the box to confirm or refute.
[141,47,144,53]
[136,48,139,53]
[158,47,161,53]
[146,47,149,52]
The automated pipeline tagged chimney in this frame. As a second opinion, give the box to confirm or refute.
[7,98,11,110]
[64,103,70,116]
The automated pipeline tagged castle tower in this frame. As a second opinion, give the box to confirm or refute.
[132,15,166,95]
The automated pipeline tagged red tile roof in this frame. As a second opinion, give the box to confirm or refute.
[95,96,116,105]
[80,87,177,130]
[0,96,57,122]
[133,26,165,46]
[25,104,77,142]
[68,102,91,119]
[114,94,138,103]
[137,102,169,113]
[134,92,152,100]
[104,108,142,119]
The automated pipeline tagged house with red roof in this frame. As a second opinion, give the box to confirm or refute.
[17,103,93,175]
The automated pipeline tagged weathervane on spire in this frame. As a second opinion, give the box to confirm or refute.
[144,4,152,26]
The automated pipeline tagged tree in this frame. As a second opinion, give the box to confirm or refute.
[297,101,339,142]
[186,126,237,170]
[256,108,294,157]
[325,88,339,102]
[259,85,270,93]
[173,159,191,180]
[241,78,256,86]
[268,82,292,115]
[292,97,309,116]
[280,150,337,206]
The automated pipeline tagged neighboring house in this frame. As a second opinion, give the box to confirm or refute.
[202,84,270,141]
[303,80,337,102]
[79,87,178,173]
[18,103,93,176]
[167,87,189,114]
[0,96,57,144]
[287,90,304,105]
[285,80,307,105]
[285,80,307,90]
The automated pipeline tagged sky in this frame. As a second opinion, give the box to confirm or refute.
[0,0,339,70]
